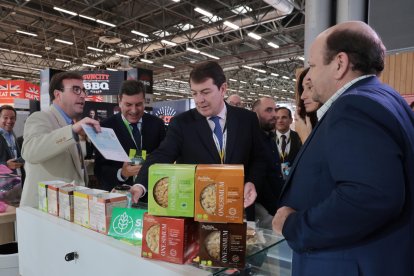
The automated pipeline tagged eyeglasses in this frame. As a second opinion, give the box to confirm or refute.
[59,86,87,95]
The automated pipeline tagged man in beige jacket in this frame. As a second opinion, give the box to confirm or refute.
[21,71,100,207]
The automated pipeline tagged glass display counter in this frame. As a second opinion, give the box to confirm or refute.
[16,207,292,276]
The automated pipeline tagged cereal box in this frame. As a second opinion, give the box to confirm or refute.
[47,182,75,216]
[89,193,128,234]
[198,222,247,268]
[195,165,244,223]
[108,207,147,245]
[73,188,107,228]
[59,186,89,222]
[141,213,198,264]
[148,164,196,217]
[38,180,66,212]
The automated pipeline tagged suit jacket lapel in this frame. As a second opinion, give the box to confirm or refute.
[193,109,221,163]
[224,104,238,163]
[50,105,83,180]
[280,116,325,197]
[115,113,136,150]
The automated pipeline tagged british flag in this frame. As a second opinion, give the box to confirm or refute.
[0,82,21,97]
[25,86,40,100]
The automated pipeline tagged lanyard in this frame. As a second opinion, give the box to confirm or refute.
[212,125,227,164]
[277,136,290,162]
[122,119,142,150]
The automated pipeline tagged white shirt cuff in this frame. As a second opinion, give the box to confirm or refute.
[117,168,128,182]
[132,183,147,198]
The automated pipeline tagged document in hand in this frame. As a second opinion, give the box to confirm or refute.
[82,124,131,163]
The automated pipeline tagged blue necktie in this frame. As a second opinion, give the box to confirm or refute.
[210,116,223,150]
[130,123,141,150]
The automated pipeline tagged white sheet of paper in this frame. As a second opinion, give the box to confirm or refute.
[82,124,131,163]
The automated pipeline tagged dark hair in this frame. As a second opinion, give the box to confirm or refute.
[410,101,414,109]
[189,61,226,89]
[275,107,292,119]
[119,80,146,100]
[0,105,16,116]
[324,28,385,75]
[295,68,318,127]
[49,71,84,101]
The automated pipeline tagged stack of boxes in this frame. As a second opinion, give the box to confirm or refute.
[37,182,128,235]
[141,164,247,268]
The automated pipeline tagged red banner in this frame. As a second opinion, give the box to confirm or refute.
[0,80,40,105]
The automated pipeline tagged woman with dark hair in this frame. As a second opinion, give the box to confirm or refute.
[294,67,321,142]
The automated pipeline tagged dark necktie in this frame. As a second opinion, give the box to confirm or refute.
[130,123,141,151]
[210,116,223,150]
[281,134,287,154]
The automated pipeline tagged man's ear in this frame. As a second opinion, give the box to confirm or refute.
[334,52,349,80]
[53,89,61,102]
[220,82,228,97]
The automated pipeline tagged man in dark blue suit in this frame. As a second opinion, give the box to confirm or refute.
[273,21,414,276]
[131,61,264,212]
[94,80,166,191]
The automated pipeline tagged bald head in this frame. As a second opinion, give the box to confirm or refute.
[226,94,242,107]
[253,97,277,131]
[321,21,385,75]
[307,21,386,104]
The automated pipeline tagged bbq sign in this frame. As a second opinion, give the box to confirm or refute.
[80,71,125,95]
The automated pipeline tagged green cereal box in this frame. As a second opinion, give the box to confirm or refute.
[148,164,196,217]
[108,207,147,245]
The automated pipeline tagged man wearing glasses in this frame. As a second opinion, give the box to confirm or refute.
[21,71,101,207]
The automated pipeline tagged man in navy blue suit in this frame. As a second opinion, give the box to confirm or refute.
[273,21,414,276]
[94,80,166,191]
[130,61,264,212]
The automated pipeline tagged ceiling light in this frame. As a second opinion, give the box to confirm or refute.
[16,30,37,37]
[161,40,177,46]
[282,76,290,80]
[131,30,148,37]
[30,67,42,71]
[268,42,279,49]
[298,56,305,61]
[271,73,279,77]
[56,58,71,63]
[87,46,104,52]
[11,50,25,55]
[263,86,270,89]
[172,0,180,2]
[96,19,116,27]
[140,58,153,64]
[55,38,73,45]
[163,64,175,69]
[292,79,297,82]
[53,6,77,16]
[231,5,252,15]
[247,32,261,40]
[0,48,9,52]
[4,63,18,67]
[115,53,129,58]
[200,51,220,60]
[186,47,200,54]
[194,7,213,17]
[253,84,260,87]
[229,79,237,82]
[242,65,253,70]
[240,81,247,84]
[223,21,240,30]
[79,14,96,21]
[106,68,118,71]
[25,53,42,58]
[11,75,24,78]
[83,63,96,68]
